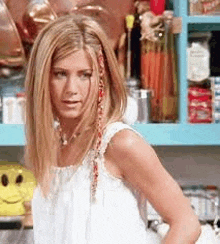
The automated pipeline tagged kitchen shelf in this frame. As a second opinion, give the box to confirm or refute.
[0,0,220,147]
[0,124,25,146]
[167,0,220,147]
[187,16,220,23]
[133,123,220,146]
[0,123,220,146]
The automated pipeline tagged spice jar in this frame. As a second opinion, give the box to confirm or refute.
[205,185,219,220]
[182,185,206,219]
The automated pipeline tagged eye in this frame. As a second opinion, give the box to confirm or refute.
[1,174,9,187]
[16,174,23,185]
[80,70,92,80]
[53,70,67,79]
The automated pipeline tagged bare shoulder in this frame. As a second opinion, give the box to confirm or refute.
[104,128,159,181]
[105,128,200,235]
[105,128,156,161]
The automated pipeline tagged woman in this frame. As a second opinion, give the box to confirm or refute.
[25,14,201,244]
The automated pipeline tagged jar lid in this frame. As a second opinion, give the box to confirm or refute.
[126,78,140,88]
[132,89,152,98]
[16,92,25,97]
[206,185,218,190]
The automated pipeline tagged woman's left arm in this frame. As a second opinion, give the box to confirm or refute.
[105,129,201,244]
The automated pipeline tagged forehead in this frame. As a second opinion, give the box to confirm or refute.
[52,49,93,69]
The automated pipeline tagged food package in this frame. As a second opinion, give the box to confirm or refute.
[188,86,212,123]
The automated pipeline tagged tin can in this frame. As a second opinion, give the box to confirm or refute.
[132,89,152,123]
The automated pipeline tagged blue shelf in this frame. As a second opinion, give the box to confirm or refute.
[187,16,220,24]
[133,123,220,146]
[0,124,220,146]
[0,124,25,146]
[1,0,220,147]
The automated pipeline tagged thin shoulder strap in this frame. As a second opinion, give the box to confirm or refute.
[99,122,137,157]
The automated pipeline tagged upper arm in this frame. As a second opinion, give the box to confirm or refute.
[104,129,197,225]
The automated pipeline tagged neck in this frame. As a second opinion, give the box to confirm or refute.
[60,118,80,134]
[58,118,81,145]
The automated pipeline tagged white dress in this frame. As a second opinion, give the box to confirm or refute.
[32,122,161,244]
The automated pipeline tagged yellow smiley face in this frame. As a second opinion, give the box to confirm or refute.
[0,163,37,216]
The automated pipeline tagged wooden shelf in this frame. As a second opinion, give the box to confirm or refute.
[187,16,220,24]
[1,0,220,147]
[133,123,220,146]
[0,123,220,146]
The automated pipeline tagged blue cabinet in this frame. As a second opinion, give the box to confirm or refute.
[136,0,220,146]
[0,0,220,146]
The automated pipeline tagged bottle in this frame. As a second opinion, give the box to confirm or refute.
[150,0,165,15]
[130,2,141,83]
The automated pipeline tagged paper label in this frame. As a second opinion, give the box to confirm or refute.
[187,42,210,82]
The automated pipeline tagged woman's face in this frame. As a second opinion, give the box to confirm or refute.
[50,49,95,123]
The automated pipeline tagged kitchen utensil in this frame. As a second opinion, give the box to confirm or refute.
[22,0,57,43]
[125,15,135,80]
[49,0,134,49]
[0,0,26,67]
[4,0,31,43]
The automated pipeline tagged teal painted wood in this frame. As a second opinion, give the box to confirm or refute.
[189,23,220,32]
[173,0,188,17]
[174,0,188,124]
[0,124,219,146]
[133,123,220,146]
[188,16,220,24]
[1,0,220,147]
[0,125,25,146]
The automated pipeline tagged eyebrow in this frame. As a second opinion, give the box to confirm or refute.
[52,67,93,72]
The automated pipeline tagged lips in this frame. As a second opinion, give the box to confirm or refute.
[62,100,80,104]
[62,100,81,107]
[63,100,80,104]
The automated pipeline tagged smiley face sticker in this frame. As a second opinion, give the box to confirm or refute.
[0,163,36,216]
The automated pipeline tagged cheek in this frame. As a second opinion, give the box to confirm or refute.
[50,82,62,107]
[82,81,92,98]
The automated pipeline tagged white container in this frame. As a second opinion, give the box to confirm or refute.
[132,89,152,123]
[205,185,219,220]
[3,95,26,124]
[182,185,206,220]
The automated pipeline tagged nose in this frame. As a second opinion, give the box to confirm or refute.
[65,90,77,96]
[64,75,79,96]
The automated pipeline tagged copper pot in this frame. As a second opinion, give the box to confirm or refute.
[0,0,26,67]
[57,0,134,48]
[6,0,134,49]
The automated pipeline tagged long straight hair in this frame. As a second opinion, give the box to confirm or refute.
[25,14,127,194]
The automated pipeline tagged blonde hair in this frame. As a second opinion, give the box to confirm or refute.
[25,14,127,194]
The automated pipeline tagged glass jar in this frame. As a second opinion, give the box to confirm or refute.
[140,11,178,123]
[205,185,219,220]
[182,185,206,219]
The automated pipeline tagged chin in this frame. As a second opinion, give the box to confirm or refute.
[59,111,81,121]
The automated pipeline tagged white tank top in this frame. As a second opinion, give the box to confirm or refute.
[32,122,160,244]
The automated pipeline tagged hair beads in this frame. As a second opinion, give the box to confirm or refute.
[91,47,105,203]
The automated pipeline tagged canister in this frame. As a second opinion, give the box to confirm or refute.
[132,89,152,123]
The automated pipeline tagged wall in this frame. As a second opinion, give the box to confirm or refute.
[0,146,219,188]
[154,146,220,187]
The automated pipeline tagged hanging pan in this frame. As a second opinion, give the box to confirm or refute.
[49,0,134,49]
[22,0,57,43]
[0,0,26,67]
